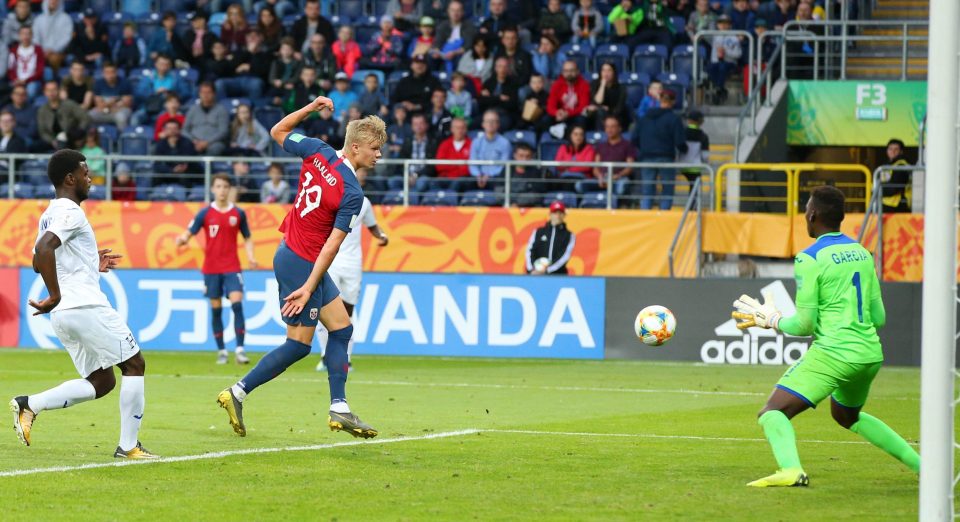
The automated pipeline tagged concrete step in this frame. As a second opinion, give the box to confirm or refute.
[709,144,734,164]
[870,9,930,20]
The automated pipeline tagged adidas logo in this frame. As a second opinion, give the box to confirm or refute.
[700,280,810,365]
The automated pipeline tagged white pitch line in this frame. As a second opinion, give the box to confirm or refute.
[0,429,479,478]
[481,429,921,446]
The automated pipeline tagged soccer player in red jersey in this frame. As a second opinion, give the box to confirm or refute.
[217,95,386,439]
[176,174,258,365]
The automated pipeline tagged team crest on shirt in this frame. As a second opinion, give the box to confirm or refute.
[309,308,318,320]
[229,216,238,227]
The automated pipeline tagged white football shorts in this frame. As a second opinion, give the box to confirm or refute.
[50,305,140,378]
[327,263,362,306]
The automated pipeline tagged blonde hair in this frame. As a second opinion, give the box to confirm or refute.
[344,115,387,149]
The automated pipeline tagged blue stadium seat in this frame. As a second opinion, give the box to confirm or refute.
[353,69,385,87]
[670,45,701,78]
[105,13,131,47]
[86,184,107,200]
[85,0,115,14]
[327,14,352,27]
[122,125,151,137]
[459,190,499,207]
[372,0,390,16]
[593,43,630,73]
[0,183,34,199]
[657,71,691,89]
[543,191,578,208]
[619,71,650,86]
[420,190,460,207]
[121,0,152,17]
[34,184,56,200]
[98,124,119,147]
[385,70,408,100]
[579,192,615,209]
[380,190,419,206]
[149,184,187,202]
[506,130,537,149]
[254,106,284,130]
[585,131,605,145]
[558,42,592,74]
[626,84,646,108]
[538,137,563,162]
[119,135,150,156]
[336,0,366,19]
[221,97,252,114]
[355,23,379,46]
[633,45,666,77]
[187,185,208,202]
[209,12,226,37]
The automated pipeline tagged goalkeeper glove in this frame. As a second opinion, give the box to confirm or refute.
[731,291,782,331]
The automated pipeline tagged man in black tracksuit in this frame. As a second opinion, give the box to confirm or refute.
[525,200,576,275]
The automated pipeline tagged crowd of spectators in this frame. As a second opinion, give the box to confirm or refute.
[0,0,826,207]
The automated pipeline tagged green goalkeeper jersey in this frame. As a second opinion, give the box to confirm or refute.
[778,232,886,364]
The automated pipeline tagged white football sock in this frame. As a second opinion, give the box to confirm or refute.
[235,346,245,353]
[347,339,353,362]
[317,327,329,358]
[118,376,145,452]
[28,379,96,413]
[231,384,247,402]
[329,400,351,414]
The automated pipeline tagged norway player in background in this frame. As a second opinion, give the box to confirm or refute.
[10,149,157,459]
[175,174,257,365]
[217,95,386,439]
[732,186,919,487]
[316,167,389,372]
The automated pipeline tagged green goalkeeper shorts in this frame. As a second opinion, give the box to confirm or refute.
[775,347,883,409]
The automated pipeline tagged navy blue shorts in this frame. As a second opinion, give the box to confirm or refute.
[203,272,244,299]
[274,241,340,327]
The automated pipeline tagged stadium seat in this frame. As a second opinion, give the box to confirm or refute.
[538,137,563,162]
[34,184,56,200]
[585,131,605,145]
[559,42,592,74]
[459,190,499,207]
[670,45,701,78]
[86,0,115,14]
[579,192,615,209]
[619,71,650,86]
[385,70,408,100]
[254,106,284,130]
[593,43,630,73]
[506,130,537,149]
[149,184,187,202]
[372,0,390,16]
[380,190,419,206]
[105,13,130,47]
[337,0,366,19]
[154,0,183,13]
[220,97,252,114]
[0,183,34,199]
[86,184,107,200]
[121,0,151,17]
[352,69,385,88]
[98,124,119,144]
[543,191,578,207]
[657,72,691,88]
[420,190,460,207]
[626,84,647,108]
[187,185,208,202]
[356,22,379,47]
[119,135,150,156]
[122,125,151,137]
[633,45,666,77]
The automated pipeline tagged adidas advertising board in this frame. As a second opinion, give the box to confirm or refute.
[603,278,923,366]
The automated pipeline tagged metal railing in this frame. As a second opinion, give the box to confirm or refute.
[734,38,785,163]
[692,30,755,104]
[715,162,872,216]
[857,165,925,279]
[667,177,703,278]
[0,153,714,211]
[779,19,928,81]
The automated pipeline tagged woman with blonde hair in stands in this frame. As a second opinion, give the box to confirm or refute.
[220,4,251,53]
[229,103,270,156]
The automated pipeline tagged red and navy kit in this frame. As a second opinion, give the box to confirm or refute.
[274,132,363,326]
[188,203,252,274]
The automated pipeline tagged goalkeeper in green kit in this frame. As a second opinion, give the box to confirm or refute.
[732,186,920,487]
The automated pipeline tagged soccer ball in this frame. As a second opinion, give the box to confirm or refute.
[634,305,677,346]
[533,257,550,272]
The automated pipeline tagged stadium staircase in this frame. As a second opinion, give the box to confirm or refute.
[846,0,929,79]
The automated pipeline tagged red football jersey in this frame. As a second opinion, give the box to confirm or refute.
[188,203,251,274]
[278,132,363,262]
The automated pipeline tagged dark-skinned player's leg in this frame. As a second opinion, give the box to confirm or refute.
[753,387,811,482]
[112,352,157,458]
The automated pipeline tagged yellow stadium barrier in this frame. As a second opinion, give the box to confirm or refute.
[714,163,872,216]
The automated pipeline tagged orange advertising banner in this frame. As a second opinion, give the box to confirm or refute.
[0,200,949,281]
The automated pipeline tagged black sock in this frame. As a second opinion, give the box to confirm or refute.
[211,306,225,351]
[232,301,245,348]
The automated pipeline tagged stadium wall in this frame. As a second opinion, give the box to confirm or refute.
[0,200,943,281]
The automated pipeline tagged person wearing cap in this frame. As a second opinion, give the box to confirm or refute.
[112,162,138,201]
[408,16,436,59]
[707,14,742,104]
[328,72,358,122]
[394,54,442,113]
[361,15,405,72]
[678,110,710,200]
[635,89,688,210]
[525,201,576,275]
[70,8,110,70]
[31,0,72,73]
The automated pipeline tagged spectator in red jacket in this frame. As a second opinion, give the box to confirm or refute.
[8,26,44,99]
[546,59,590,129]
[432,117,472,190]
[554,125,596,184]
[332,25,361,78]
[153,93,184,141]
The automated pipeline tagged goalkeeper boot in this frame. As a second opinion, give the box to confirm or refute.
[747,468,809,488]
[10,396,36,447]
[217,388,246,437]
[114,441,160,459]
[329,411,378,439]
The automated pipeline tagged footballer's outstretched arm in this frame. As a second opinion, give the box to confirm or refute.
[271,95,334,147]
[367,224,389,246]
[281,228,347,317]
[29,231,63,315]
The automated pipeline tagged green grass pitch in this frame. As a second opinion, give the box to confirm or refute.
[0,349,920,520]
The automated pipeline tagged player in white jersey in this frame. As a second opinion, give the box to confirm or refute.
[9,149,158,459]
[317,168,388,371]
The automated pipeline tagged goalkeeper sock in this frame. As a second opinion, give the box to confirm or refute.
[758,410,803,470]
[850,412,920,473]
[211,306,225,351]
